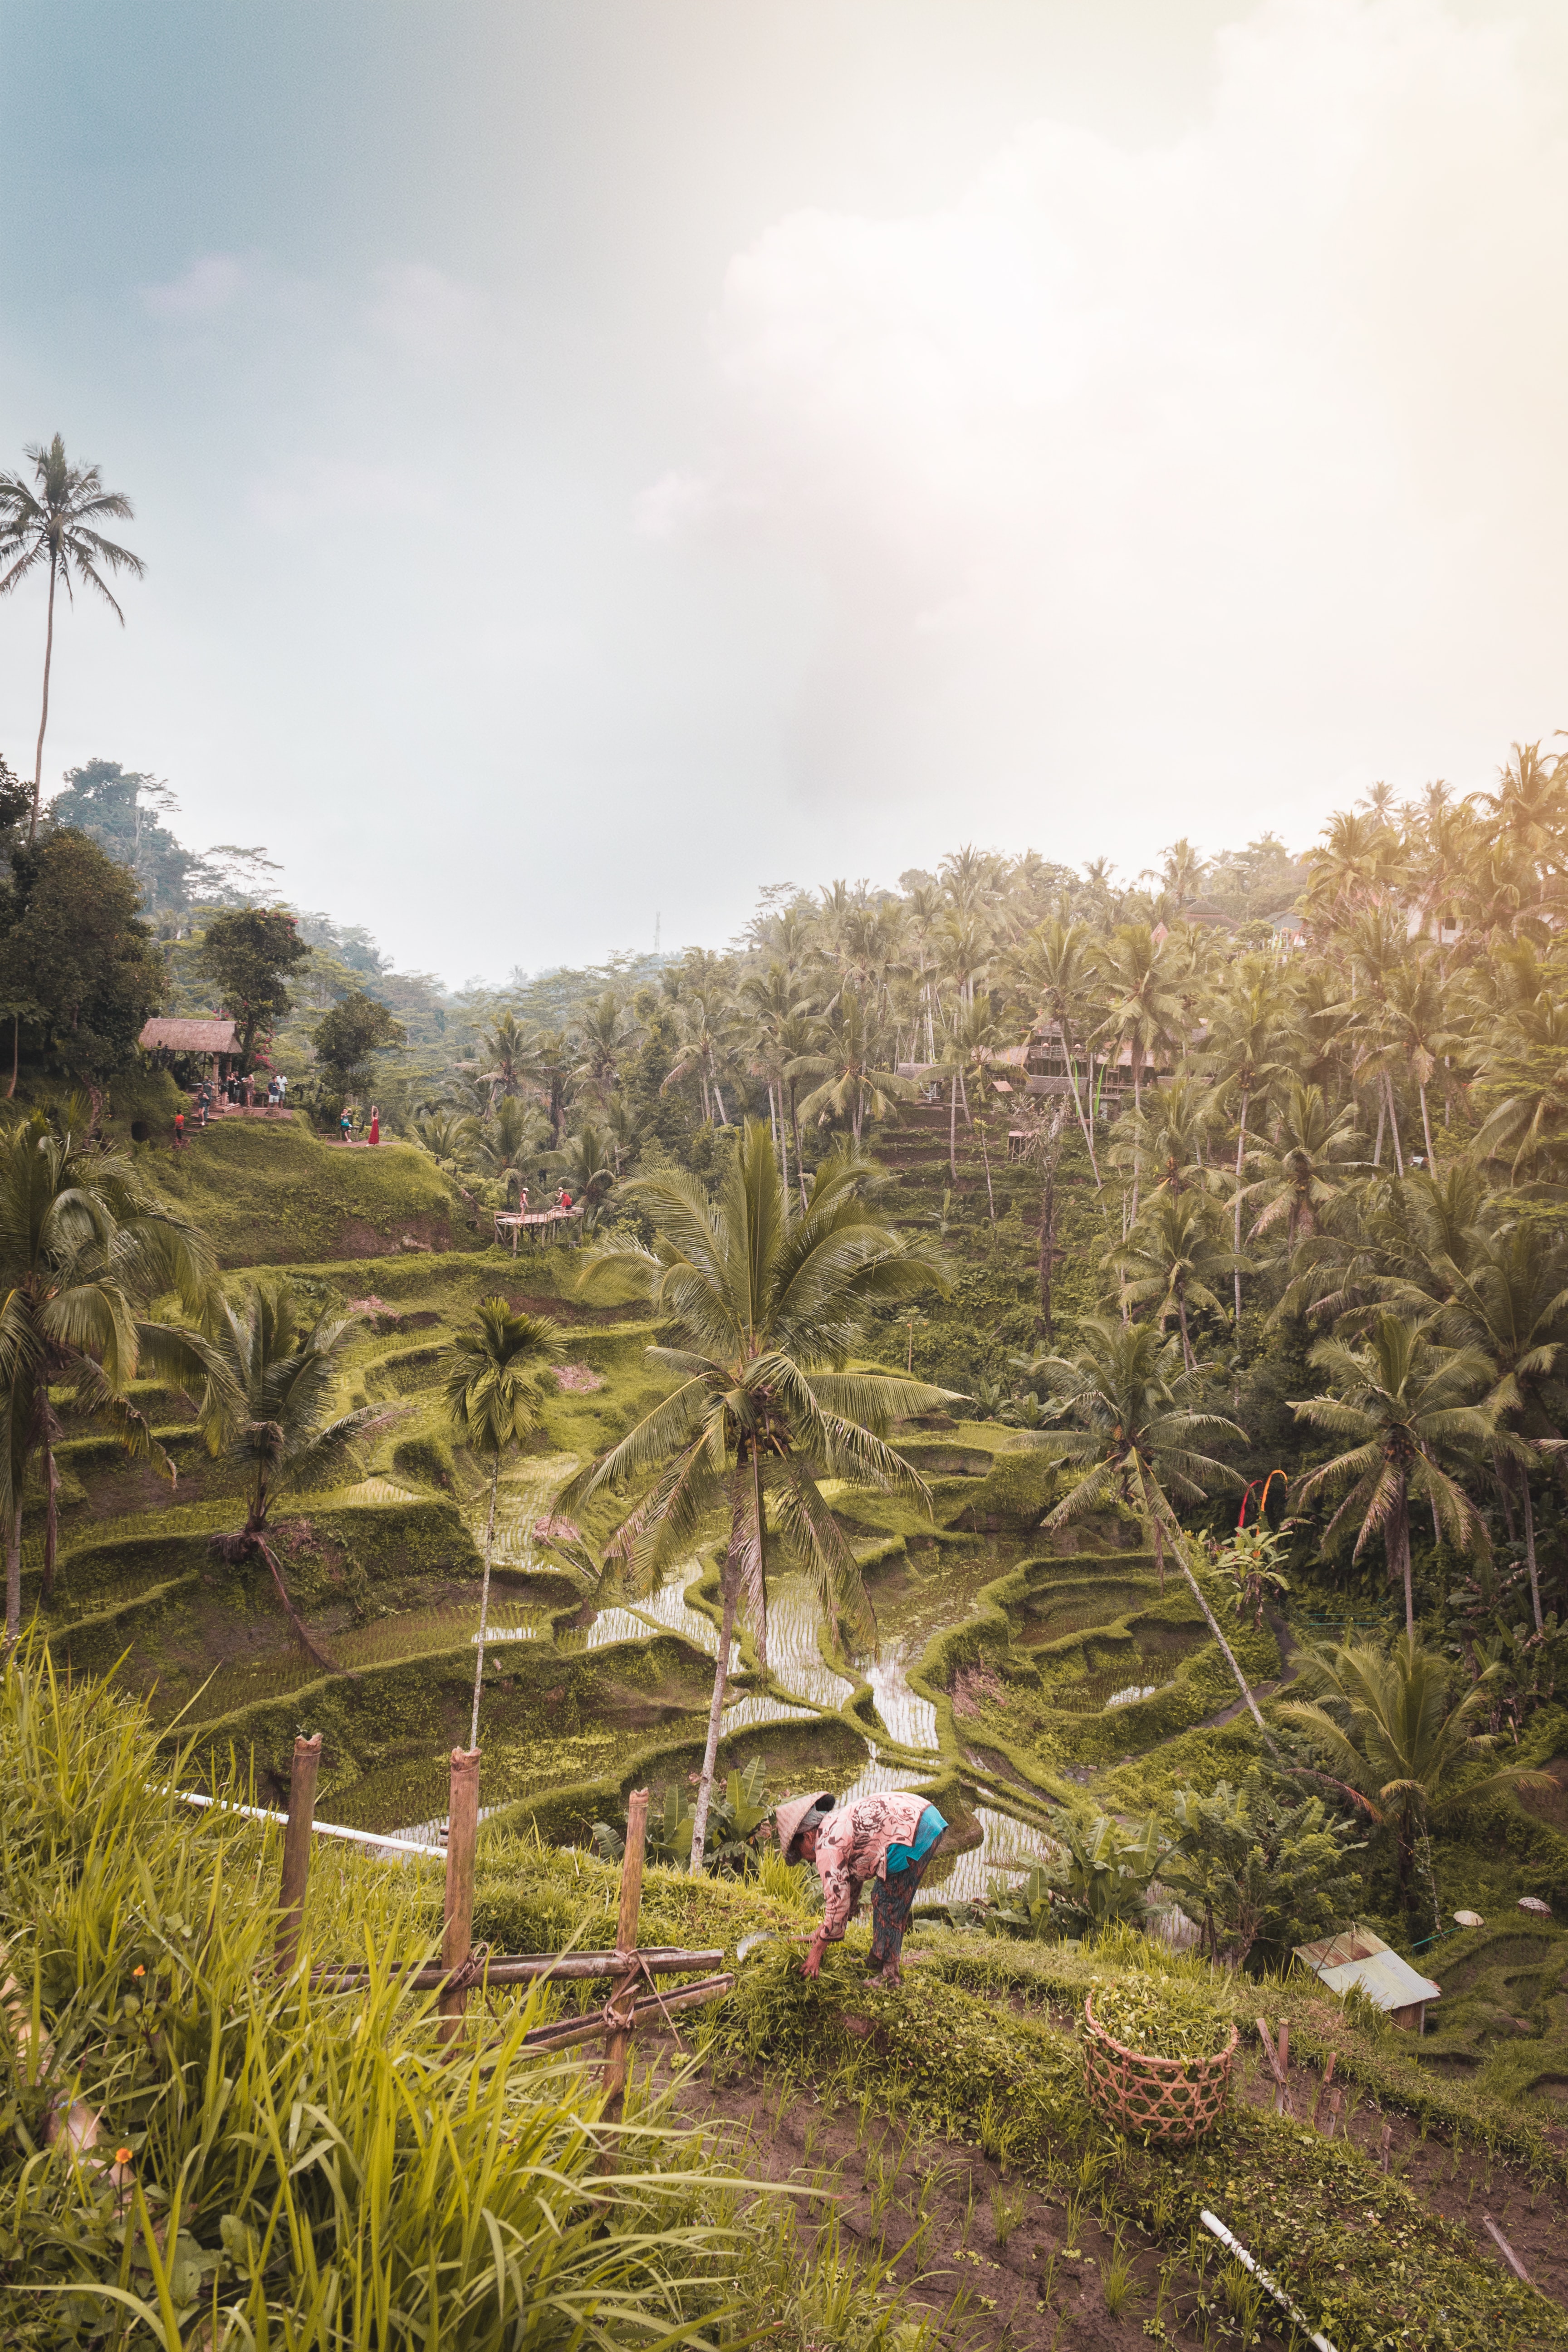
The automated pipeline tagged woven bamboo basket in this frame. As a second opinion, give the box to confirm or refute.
[1083,1991,1237,2146]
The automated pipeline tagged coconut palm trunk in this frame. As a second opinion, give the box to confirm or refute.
[30,553,57,845]
[470,1455,501,1749]
[1233,1086,1248,1329]
[689,1468,755,1873]
[1142,1477,1276,1751]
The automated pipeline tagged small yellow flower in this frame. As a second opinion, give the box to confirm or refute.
[114,2147,133,2165]
[132,1966,145,1979]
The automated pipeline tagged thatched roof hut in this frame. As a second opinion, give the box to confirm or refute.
[139,1018,240,1056]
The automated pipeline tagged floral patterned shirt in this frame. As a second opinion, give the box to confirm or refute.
[813,1793,932,1940]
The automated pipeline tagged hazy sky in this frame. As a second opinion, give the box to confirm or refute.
[2,0,1567,982]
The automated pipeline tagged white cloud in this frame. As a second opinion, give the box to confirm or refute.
[245,457,446,531]
[362,263,487,362]
[651,0,1568,849]
[142,254,247,319]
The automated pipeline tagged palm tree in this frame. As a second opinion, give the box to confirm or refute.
[1009,915,1102,1182]
[200,1285,379,1666]
[441,1299,561,1746]
[476,1010,531,1101]
[1024,1316,1270,1738]
[1243,1083,1364,1254]
[1289,1312,1494,1635]
[931,997,1001,1182]
[1094,924,1182,1225]
[545,1121,620,1228]
[1205,956,1289,1324]
[738,962,818,1204]
[461,1094,549,1199]
[559,1122,953,1870]
[1107,1191,1238,1369]
[1278,1632,1552,1909]
[0,1109,222,1642]
[0,436,146,841]
[793,988,917,1147]
[571,992,640,1106]
[1428,1220,1568,1632]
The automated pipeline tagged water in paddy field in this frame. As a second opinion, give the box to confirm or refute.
[446,1457,1058,1895]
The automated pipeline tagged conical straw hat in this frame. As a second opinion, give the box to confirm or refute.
[775,1790,835,1862]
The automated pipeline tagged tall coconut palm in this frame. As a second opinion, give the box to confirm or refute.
[200,1286,379,1667]
[1107,1191,1238,1369]
[0,1108,222,1642]
[931,997,1002,1182]
[1243,1083,1364,1255]
[477,1010,531,1101]
[1094,924,1182,1225]
[441,1298,561,1746]
[570,992,640,1106]
[0,436,146,842]
[559,1121,953,1871]
[1427,1221,1568,1632]
[544,1121,620,1229]
[793,988,917,1147]
[1278,1632,1552,1909]
[1205,957,1289,1325]
[1289,1312,1494,1635]
[461,1094,549,1199]
[738,962,818,1204]
[1024,1317,1269,1739]
[1010,915,1102,1182]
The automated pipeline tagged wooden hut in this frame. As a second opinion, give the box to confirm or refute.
[1293,1926,1441,2033]
[139,1017,241,1086]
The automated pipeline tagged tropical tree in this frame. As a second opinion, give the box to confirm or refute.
[1010,915,1102,1180]
[441,1298,561,1746]
[477,1010,531,1100]
[559,1121,953,1870]
[197,907,312,1071]
[311,990,406,1108]
[1205,956,1289,1324]
[571,993,640,1105]
[1289,1312,1495,1634]
[1243,1083,1364,1254]
[461,1093,549,1198]
[1094,924,1181,1223]
[793,988,917,1147]
[0,1109,221,1642]
[0,436,146,841]
[545,1121,620,1227]
[1278,1632,1553,1909]
[1107,1190,1238,1369]
[200,1285,378,1665]
[1427,1220,1568,1632]
[931,996,1001,1182]
[1025,1317,1269,1737]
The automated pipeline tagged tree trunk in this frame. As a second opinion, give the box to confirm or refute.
[949,1073,959,1181]
[688,1558,741,1875]
[1147,1484,1279,1754]
[1038,1163,1056,1342]
[1060,1021,1100,1186]
[1392,1480,1414,1636]
[1233,1085,1249,1331]
[1419,1082,1437,1171]
[4,1514,19,1646]
[779,1099,790,1205]
[1385,1073,1405,1178]
[1177,1288,1194,1372]
[39,1435,59,1603]
[29,552,57,846]
[1523,1468,1544,1635]
[6,1015,17,1101]
[789,1086,807,1209]
[469,1455,500,1749]
[1372,1087,1385,1167]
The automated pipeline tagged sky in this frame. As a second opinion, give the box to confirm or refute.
[2,0,1567,984]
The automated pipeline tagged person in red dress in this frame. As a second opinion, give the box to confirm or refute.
[368,1106,380,1147]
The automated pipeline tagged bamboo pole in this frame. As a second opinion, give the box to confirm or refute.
[275,1733,322,1977]
[438,1747,481,2048]
[598,1788,648,2126]
[312,1947,723,1991]
[525,1970,733,2056]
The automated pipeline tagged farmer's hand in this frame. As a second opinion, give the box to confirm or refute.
[801,1931,828,1980]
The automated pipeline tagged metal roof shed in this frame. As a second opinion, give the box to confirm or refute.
[1293,1927,1441,2033]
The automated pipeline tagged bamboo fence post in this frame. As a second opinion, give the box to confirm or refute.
[599,1788,649,2130]
[438,1747,481,2049]
[275,1733,322,1977]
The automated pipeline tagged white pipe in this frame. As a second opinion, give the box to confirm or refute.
[165,1788,446,1861]
[1200,2210,1337,2352]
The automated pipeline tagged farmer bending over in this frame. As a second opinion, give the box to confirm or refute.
[777,1790,947,1989]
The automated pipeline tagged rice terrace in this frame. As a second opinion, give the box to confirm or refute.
[8,5,1568,2347]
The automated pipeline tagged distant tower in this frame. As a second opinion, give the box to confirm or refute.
[654,910,661,955]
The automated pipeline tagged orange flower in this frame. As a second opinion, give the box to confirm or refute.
[132,1966,145,1979]
[114,2147,133,2165]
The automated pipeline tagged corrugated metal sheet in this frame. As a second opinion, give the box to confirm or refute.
[1294,1927,1440,2014]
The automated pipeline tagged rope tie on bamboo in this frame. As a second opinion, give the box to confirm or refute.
[603,1950,687,2047]
[446,1941,491,1995]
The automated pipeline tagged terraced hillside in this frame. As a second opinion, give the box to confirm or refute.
[27,1117,1568,2131]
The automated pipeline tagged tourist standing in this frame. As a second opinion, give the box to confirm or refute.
[368,1105,380,1147]
[339,1106,354,1145]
